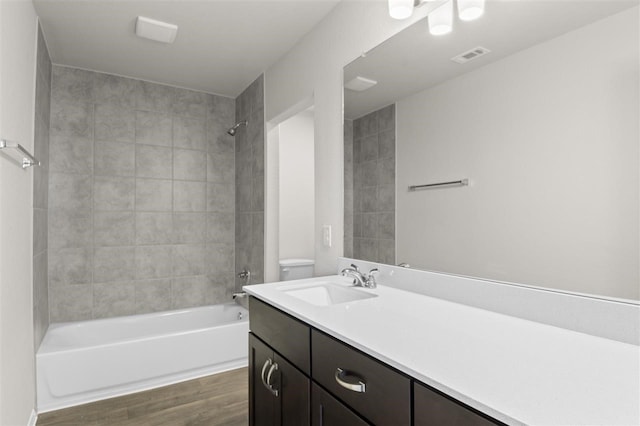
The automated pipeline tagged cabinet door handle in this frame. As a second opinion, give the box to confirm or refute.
[266,362,279,397]
[260,358,272,390]
[335,368,366,393]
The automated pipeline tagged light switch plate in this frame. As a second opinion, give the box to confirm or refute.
[322,225,332,247]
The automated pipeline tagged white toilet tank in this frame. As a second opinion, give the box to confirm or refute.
[279,258,314,281]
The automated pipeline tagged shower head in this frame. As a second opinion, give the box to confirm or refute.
[227,120,248,136]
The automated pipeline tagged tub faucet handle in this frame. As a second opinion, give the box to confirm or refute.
[237,269,251,285]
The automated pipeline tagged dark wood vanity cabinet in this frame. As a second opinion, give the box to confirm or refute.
[311,330,411,426]
[249,334,310,426]
[311,383,369,426]
[249,297,503,426]
[413,382,499,426]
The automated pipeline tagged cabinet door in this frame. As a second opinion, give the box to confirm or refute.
[249,333,278,426]
[274,353,310,426]
[414,382,500,426]
[311,383,369,426]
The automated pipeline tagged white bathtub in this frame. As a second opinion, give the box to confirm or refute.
[37,303,249,413]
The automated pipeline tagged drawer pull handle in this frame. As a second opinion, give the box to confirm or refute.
[266,362,279,397]
[335,368,366,393]
[260,358,272,390]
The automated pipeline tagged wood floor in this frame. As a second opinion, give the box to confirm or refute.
[37,368,248,426]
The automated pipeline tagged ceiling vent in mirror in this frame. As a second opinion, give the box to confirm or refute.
[451,46,491,64]
[135,16,178,44]
[344,76,378,92]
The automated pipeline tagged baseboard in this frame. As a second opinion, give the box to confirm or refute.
[27,409,37,426]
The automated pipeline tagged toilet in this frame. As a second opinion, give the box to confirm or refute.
[279,258,315,281]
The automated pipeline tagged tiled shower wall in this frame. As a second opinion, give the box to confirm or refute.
[33,24,51,347]
[352,104,396,264]
[234,75,264,288]
[344,119,354,258]
[48,66,237,321]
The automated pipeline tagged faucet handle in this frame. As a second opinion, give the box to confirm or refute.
[350,263,360,272]
[366,268,378,288]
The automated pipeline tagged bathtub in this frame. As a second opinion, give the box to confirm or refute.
[37,303,249,413]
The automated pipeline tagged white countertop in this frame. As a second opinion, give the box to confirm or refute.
[244,275,640,426]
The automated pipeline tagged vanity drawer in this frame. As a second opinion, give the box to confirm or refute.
[311,330,410,426]
[414,382,502,426]
[249,297,311,375]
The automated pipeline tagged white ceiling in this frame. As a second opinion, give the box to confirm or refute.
[34,0,342,98]
[344,0,639,119]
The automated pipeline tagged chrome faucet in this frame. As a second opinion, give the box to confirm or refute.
[341,264,378,289]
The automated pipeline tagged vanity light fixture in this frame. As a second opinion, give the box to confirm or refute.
[457,0,485,21]
[135,16,178,44]
[428,0,453,36]
[389,0,415,20]
[388,0,485,36]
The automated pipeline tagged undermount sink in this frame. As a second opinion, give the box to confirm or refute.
[280,282,377,306]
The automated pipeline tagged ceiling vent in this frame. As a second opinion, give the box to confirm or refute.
[135,16,178,44]
[451,46,491,64]
[344,76,378,92]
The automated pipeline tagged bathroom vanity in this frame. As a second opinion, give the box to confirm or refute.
[244,261,639,425]
[248,296,497,425]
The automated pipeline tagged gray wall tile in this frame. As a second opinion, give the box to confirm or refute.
[50,99,93,139]
[171,276,208,309]
[173,181,206,212]
[49,135,93,175]
[173,89,208,118]
[206,243,235,275]
[173,116,206,150]
[49,172,92,211]
[173,149,206,181]
[172,244,205,276]
[95,105,135,143]
[94,176,135,211]
[47,67,238,320]
[207,152,234,183]
[136,212,173,244]
[135,111,172,146]
[49,209,92,249]
[94,73,137,109]
[207,118,235,156]
[94,246,136,283]
[51,66,94,104]
[136,178,173,211]
[207,212,234,244]
[50,284,93,322]
[136,145,172,179]
[174,213,206,243]
[135,279,171,313]
[94,211,135,247]
[351,104,396,263]
[93,282,136,319]
[49,247,92,286]
[209,182,235,213]
[379,130,395,159]
[136,80,173,113]
[94,141,135,177]
[136,245,173,279]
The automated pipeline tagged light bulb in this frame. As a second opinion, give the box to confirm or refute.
[389,0,414,20]
[457,0,485,21]
[429,0,453,36]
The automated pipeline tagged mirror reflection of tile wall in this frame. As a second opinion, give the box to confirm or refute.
[346,104,396,264]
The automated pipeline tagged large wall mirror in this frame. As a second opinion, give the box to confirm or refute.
[343,0,639,301]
